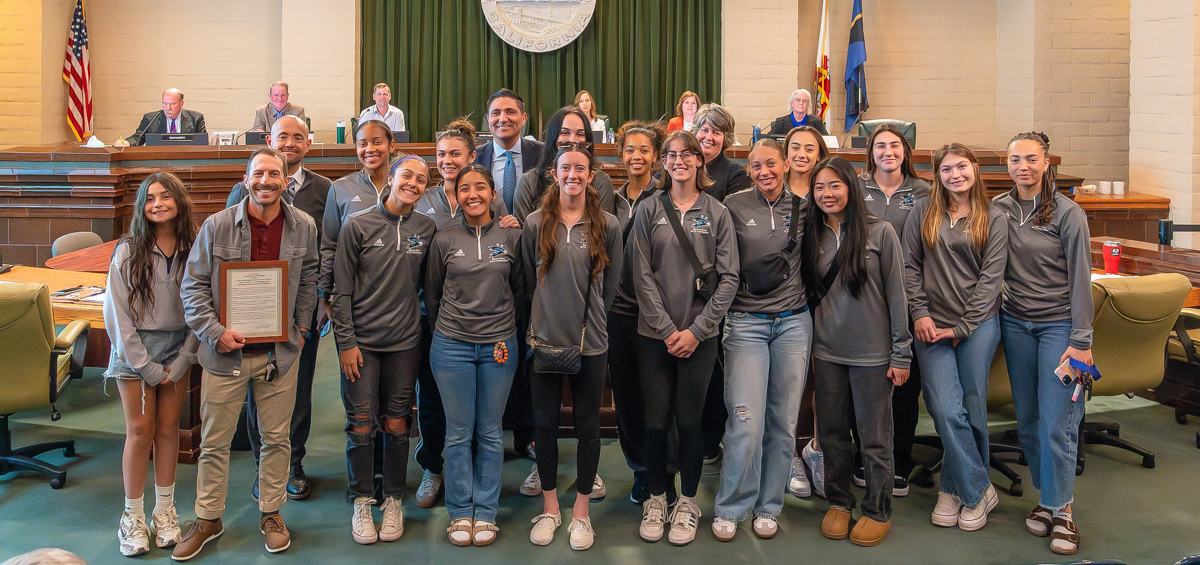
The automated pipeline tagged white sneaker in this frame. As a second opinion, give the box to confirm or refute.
[802,440,826,499]
[151,506,182,548]
[351,497,378,544]
[520,464,541,497]
[529,512,561,546]
[667,496,701,546]
[415,471,443,508]
[639,494,668,542]
[567,517,594,551]
[711,517,736,542]
[379,497,404,542]
[589,474,607,500]
[958,485,999,532]
[752,516,778,539]
[788,456,811,498]
[118,512,151,557]
[932,492,963,527]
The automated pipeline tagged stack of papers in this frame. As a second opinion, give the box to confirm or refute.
[50,285,105,303]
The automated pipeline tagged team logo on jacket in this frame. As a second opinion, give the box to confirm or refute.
[863,193,875,202]
[745,219,757,227]
[405,234,424,254]
[898,194,916,210]
[690,215,712,234]
[452,249,466,257]
[351,195,362,202]
[488,243,511,262]
[783,214,793,230]
[371,238,385,247]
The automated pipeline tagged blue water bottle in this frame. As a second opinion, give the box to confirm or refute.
[752,124,761,145]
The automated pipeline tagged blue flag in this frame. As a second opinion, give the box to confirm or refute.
[844,0,869,132]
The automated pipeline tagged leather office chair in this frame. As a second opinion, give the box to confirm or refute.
[857,119,917,148]
[51,231,102,258]
[0,282,89,488]
[1163,307,1200,448]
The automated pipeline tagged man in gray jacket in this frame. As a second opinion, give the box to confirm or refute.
[175,148,319,560]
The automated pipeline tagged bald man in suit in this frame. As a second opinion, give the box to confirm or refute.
[127,88,207,146]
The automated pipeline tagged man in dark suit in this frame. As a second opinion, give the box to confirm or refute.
[766,88,829,136]
[473,89,544,214]
[127,88,207,146]
[226,115,329,501]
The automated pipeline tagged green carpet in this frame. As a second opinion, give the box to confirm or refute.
[3,338,1200,564]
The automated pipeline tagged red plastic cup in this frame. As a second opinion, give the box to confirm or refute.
[1103,240,1122,274]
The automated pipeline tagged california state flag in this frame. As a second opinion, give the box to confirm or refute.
[814,0,831,120]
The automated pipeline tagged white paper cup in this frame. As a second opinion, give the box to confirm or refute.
[1098,181,1112,195]
[1113,181,1125,195]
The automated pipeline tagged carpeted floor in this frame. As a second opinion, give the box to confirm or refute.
[3,338,1200,565]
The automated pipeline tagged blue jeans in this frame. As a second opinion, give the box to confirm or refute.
[1000,312,1083,511]
[714,311,812,521]
[916,315,999,507]
[429,331,518,523]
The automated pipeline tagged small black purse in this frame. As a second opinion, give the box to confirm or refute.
[740,194,802,295]
[529,262,594,374]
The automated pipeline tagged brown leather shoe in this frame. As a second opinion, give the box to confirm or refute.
[171,518,222,562]
[260,513,291,553]
[820,507,851,540]
[849,516,891,547]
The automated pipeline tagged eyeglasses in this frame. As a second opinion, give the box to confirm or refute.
[663,151,699,162]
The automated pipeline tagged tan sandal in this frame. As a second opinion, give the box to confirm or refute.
[1049,516,1079,555]
[472,521,499,547]
[1025,505,1052,537]
[447,518,473,547]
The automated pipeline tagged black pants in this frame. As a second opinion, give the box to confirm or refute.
[341,347,419,500]
[530,354,607,494]
[607,312,645,477]
[249,307,320,469]
[851,340,922,479]
[700,325,728,458]
[638,334,719,498]
[815,359,895,522]
[414,321,445,475]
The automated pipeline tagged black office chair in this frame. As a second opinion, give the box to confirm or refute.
[857,119,917,148]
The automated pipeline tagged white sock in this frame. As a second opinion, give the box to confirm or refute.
[154,484,175,513]
[1053,509,1072,520]
[125,495,145,519]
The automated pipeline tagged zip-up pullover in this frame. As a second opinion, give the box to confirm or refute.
[424,214,524,343]
[724,187,808,313]
[610,185,659,318]
[521,209,623,355]
[320,170,385,295]
[811,219,912,369]
[859,172,931,239]
[331,204,437,352]
[992,188,1094,349]
[415,182,510,232]
[902,197,1009,340]
[103,240,200,386]
[632,191,739,341]
[514,169,616,223]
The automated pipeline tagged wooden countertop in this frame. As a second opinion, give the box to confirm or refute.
[0,266,107,328]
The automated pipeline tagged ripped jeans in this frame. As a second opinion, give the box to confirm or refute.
[714,311,812,521]
[341,346,419,501]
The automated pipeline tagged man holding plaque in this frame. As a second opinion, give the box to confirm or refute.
[177,147,319,560]
[227,115,331,501]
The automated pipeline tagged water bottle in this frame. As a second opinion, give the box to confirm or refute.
[752,124,761,145]
[607,128,615,144]
[336,120,346,144]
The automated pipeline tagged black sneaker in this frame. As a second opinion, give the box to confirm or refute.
[630,475,649,505]
[702,446,723,465]
[287,466,311,500]
[893,475,909,497]
[852,468,866,488]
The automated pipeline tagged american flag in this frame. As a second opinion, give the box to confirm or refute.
[63,0,92,142]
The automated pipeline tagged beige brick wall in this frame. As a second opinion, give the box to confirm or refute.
[0,0,74,146]
[720,0,801,144]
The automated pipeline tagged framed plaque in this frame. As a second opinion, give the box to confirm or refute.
[219,260,289,343]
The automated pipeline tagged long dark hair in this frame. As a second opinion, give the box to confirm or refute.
[533,106,594,197]
[1008,131,1057,226]
[800,157,873,299]
[865,124,918,179]
[537,146,610,281]
[120,172,197,323]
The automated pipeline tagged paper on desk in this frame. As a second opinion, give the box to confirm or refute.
[83,135,105,148]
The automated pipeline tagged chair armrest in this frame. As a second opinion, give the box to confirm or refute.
[53,319,90,351]
[1173,309,1200,364]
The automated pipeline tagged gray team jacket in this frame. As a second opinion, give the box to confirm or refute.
[610,185,659,318]
[514,168,616,223]
[416,182,510,232]
[992,188,1094,349]
[724,187,808,313]
[811,219,912,369]
[859,172,932,240]
[103,241,199,386]
[331,203,437,352]
[320,170,384,295]
[521,209,623,355]
[631,191,739,341]
[424,214,525,344]
[181,199,319,377]
[902,197,1009,340]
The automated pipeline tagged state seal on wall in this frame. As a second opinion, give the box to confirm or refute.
[481,0,597,53]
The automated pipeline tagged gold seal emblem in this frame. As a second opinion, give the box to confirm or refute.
[481,0,597,53]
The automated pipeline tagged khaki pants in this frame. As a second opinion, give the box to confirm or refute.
[195,352,298,519]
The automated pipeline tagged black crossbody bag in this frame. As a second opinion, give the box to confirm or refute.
[807,250,842,311]
[528,260,594,375]
[740,194,802,295]
[660,191,719,301]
